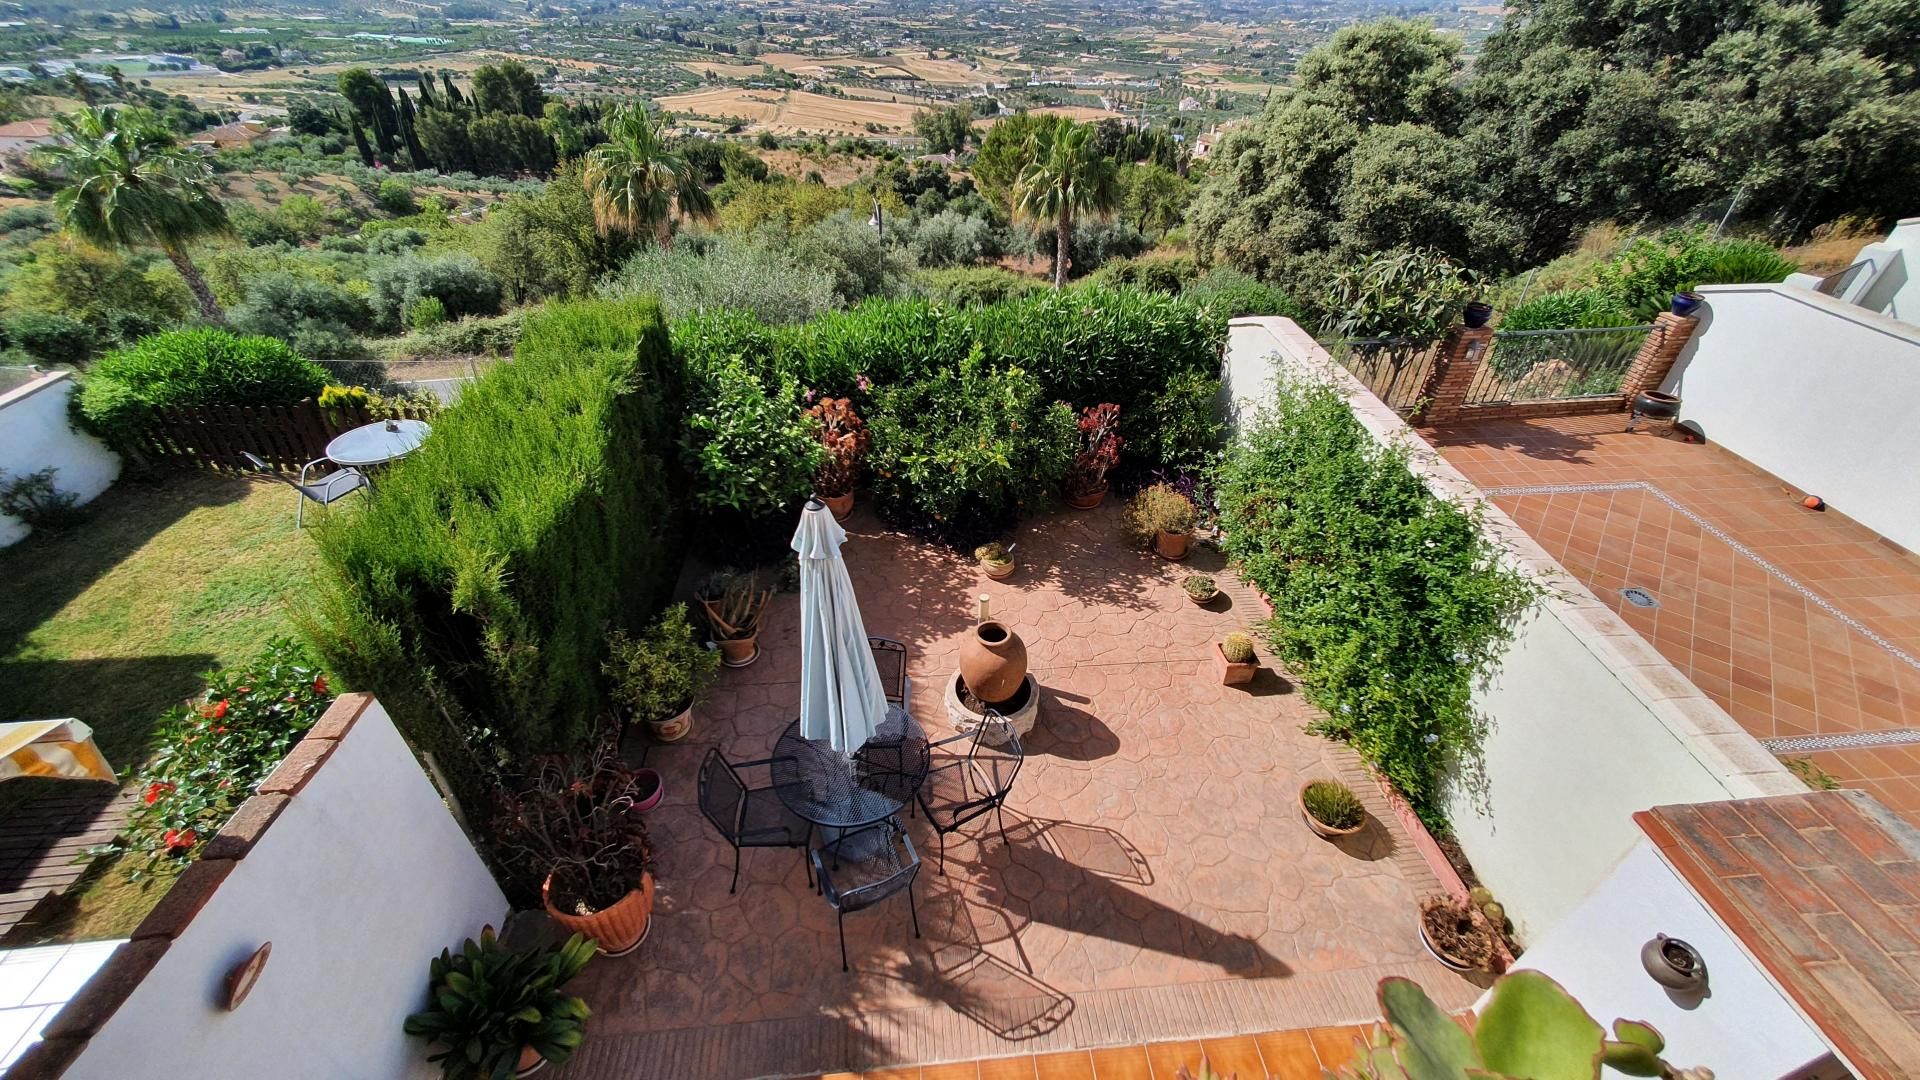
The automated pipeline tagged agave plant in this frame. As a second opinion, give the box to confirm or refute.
[1336,972,1714,1080]
[403,927,595,1080]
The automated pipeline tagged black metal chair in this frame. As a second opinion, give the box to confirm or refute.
[810,818,922,972]
[915,711,1025,873]
[240,451,366,528]
[868,636,911,706]
[696,748,814,894]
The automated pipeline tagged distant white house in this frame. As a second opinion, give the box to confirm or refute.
[1177,95,1203,111]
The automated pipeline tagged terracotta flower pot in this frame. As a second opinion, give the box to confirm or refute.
[1066,483,1107,510]
[1186,587,1218,606]
[958,620,1028,704]
[716,635,759,668]
[1419,914,1477,973]
[981,559,1014,580]
[1214,641,1257,685]
[823,492,854,520]
[1155,529,1190,560]
[647,704,692,743]
[1299,782,1365,839]
[544,870,655,957]
[515,1046,547,1077]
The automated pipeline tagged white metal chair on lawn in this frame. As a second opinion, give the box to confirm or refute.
[241,451,367,528]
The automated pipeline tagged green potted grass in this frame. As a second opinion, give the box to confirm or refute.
[1299,779,1366,839]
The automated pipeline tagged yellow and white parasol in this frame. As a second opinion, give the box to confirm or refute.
[0,719,116,783]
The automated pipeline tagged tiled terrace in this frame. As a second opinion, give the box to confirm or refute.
[551,503,1474,1079]
[1426,414,1920,828]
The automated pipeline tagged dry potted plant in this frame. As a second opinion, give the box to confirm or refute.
[1418,894,1501,974]
[1299,779,1366,839]
[604,604,721,742]
[1215,630,1258,685]
[493,739,661,957]
[1065,402,1122,508]
[403,927,594,1079]
[975,541,1015,580]
[807,395,870,520]
[1182,573,1218,605]
[1124,483,1197,560]
[697,569,772,667]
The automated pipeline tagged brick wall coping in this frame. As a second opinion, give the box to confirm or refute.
[1229,317,1800,801]
[0,369,70,412]
[7,693,377,1080]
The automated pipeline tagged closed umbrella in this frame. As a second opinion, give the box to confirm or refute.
[0,720,116,783]
[792,499,890,753]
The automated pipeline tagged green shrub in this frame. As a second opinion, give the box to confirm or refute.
[913,267,1046,308]
[1698,239,1798,286]
[366,227,428,255]
[1215,379,1536,824]
[302,297,685,789]
[79,329,328,447]
[408,295,449,331]
[1499,288,1637,331]
[682,354,824,522]
[603,604,721,724]
[1320,248,1480,342]
[230,272,376,337]
[1088,255,1198,294]
[367,254,502,330]
[0,467,84,530]
[1181,269,1305,320]
[2,311,94,366]
[1127,369,1225,471]
[601,234,838,325]
[866,348,1075,539]
[415,311,526,357]
[1579,228,1795,320]
[901,208,1003,268]
[376,177,418,215]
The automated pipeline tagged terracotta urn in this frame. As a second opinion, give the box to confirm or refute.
[716,635,759,668]
[958,620,1028,704]
[544,870,655,957]
[823,492,854,520]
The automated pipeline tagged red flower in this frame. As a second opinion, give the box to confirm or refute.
[213,725,229,735]
[312,675,329,695]
[235,685,252,695]
[143,781,174,805]
[200,699,230,720]
[162,829,197,853]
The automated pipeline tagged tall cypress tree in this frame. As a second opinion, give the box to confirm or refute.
[416,71,436,109]
[397,87,432,171]
[349,116,374,167]
[441,71,463,106]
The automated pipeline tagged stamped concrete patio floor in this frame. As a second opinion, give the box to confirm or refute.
[555,504,1472,1079]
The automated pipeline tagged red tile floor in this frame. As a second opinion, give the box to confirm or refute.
[809,1022,1376,1079]
[1425,414,1920,826]
[547,503,1473,1079]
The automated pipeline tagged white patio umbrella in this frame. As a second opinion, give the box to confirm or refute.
[792,499,890,754]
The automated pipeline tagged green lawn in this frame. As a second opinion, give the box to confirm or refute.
[0,471,320,940]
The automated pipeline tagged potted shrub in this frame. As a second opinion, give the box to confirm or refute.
[1124,483,1198,560]
[1418,894,1500,974]
[697,570,771,668]
[494,739,660,956]
[1182,573,1218,605]
[1215,630,1258,685]
[975,541,1015,580]
[403,926,594,1078]
[1463,300,1494,328]
[1299,779,1365,839]
[1064,402,1122,509]
[807,395,870,520]
[604,604,721,743]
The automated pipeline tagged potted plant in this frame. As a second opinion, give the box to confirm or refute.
[807,395,870,520]
[1182,573,1218,605]
[975,541,1015,580]
[403,926,594,1079]
[1418,893,1500,974]
[1215,630,1258,685]
[604,604,721,743]
[1299,779,1366,839]
[1462,300,1494,328]
[1125,483,1197,560]
[495,739,660,956]
[1064,402,1122,509]
[1671,290,1704,317]
[697,570,772,668]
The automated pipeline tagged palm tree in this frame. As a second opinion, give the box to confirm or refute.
[581,104,713,246]
[1013,117,1120,289]
[39,106,231,322]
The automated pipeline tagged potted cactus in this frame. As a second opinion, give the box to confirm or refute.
[975,542,1015,580]
[1182,574,1218,605]
[697,569,772,667]
[1299,779,1366,839]
[1215,630,1258,685]
[403,927,594,1079]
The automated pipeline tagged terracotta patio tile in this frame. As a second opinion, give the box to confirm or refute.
[1308,1026,1370,1070]
[923,1065,981,1080]
[1033,1051,1096,1080]
[1200,1036,1266,1078]
[1252,1029,1323,1078]
[978,1057,1039,1080]
[1089,1045,1153,1080]
[1143,1041,1205,1079]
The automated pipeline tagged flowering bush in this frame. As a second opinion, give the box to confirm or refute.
[805,394,871,499]
[110,639,333,876]
[1066,403,1122,498]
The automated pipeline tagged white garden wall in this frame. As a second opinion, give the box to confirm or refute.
[0,371,119,547]
[1222,318,1799,940]
[56,698,507,1080]
[1661,285,1920,553]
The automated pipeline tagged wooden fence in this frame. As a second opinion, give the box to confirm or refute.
[126,398,433,473]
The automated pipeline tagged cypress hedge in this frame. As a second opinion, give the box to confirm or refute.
[302,296,685,792]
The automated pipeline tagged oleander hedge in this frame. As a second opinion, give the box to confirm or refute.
[302,296,686,784]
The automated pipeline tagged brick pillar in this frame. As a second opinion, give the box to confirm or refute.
[1412,324,1493,426]
[1619,312,1699,404]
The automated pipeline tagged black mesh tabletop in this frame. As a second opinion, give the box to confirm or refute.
[770,707,929,829]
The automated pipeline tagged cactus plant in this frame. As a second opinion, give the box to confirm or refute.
[1183,574,1218,601]
[1221,631,1256,664]
[1333,972,1716,1080]
[974,542,1012,567]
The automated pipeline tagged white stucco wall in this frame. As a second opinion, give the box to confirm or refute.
[68,701,507,1080]
[1506,840,1838,1079]
[1663,285,1920,552]
[1223,318,1799,941]
[0,371,119,547]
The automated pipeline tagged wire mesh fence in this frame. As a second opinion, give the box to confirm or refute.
[1325,337,1442,412]
[1465,326,1653,405]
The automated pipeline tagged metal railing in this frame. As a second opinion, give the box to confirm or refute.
[1325,337,1441,413]
[1464,325,1654,406]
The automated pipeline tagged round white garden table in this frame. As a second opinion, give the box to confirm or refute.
[325,419,432,468]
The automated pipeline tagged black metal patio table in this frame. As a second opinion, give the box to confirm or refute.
[769,707,930,829]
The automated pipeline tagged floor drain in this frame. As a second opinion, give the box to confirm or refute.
[1621,587,1660,609]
